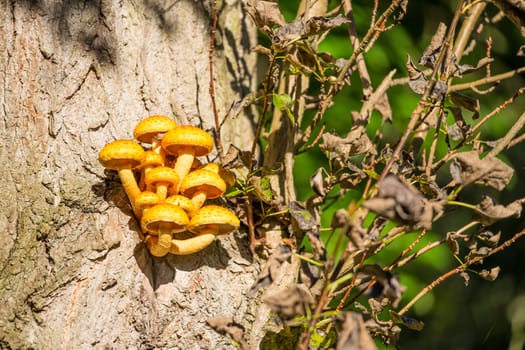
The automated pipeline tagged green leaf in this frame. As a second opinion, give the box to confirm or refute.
[273,92,292,110]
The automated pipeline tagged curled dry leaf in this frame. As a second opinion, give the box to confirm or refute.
[476,230,501,247]
[448,92,480,119]
[262,284,314,320]
[474,196,522,225]
[363,175,441,229]
[406,56,448,100]
[289,200,319,232]
[450,151,514,191]
[478,266,501,281]
[320,125,377,163]
[359,264,405,308]
[247,244,292,296]
[207,317,248,350]
[419,22,447,68]
[244,1,285,31]
[310,167,326,196]
[389,310,425,331]
[336,312,377,350]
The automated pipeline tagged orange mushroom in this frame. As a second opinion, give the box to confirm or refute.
[133,115,177,154]
[144,166,180,201]
[98,139,144,217]
[165,194,197,218]
[144,235,170,257]
[138,150,164,191]
[135,191,160,220]
[200,163,236,189]
[179,168,226,210]
[188,205,240,236]
[141,203,189,249]
[161,125,214,182]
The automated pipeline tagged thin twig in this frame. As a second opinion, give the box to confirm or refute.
[209,0,222,158]
[487,110,525,157]
[399,227,525,316]
[450,66,525,92]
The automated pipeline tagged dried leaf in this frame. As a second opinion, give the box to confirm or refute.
[222,144,253,169]
[331,209,350,228]
[273,15,349,48]
[389,310,425,331]
[460,271,470,286]
[289,201,319,232]
[406,56,448,99]
[300,254,321,290]
[263,284,314,320]
[320,125,377,162]
[419,23,447,68]
[302,15,350,37]
[207,317,248,350]
[248,244,292,296]
[363,175,441,229]
[336,312,377,350]
[244,1,286,31]
[448,92,480,119]
[476,231,501,247]
[475,196,522,225]
[445,232,460,255]
[450,151,514,190]
[359,264,405,308]
[310,167,326,196]
[478,266,501,281]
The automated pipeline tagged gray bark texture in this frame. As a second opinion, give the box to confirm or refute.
[0,1,259,349]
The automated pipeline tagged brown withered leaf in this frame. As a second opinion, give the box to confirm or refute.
[363,175,441,229]
[359,264,405,308]
[207,317,248,350]
[478,266,501,281]
[247,244,292,296]
[476,230,501,247]
[289,201,319,232]
[460,271,470,286]
[448,92,480,119]
[389,310,425,331]
[445,232,460,255]
[419,22,447,68]
[450,151,514,190]
[331,208,351,228]
[320,125,376,162]
[303,15,350,37]
[222,144,254,169]
[299,253,321,290]
[336,312,377,350]
[406,56,448,99]
[244,1,285,31]
[310,167,326,196]
[263,284,314,320]
[474,196,522,225]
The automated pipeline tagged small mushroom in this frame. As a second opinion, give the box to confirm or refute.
[144,235,170,257]
[161,125,214,182]
[138,150,164,191]
[165,194,197,218]
[201,163,236,189]
[179,169,226,210]
[135,191,160,220]
[169,234,216,255]
[188,205,240,235]
[133,115,177,153]
[98,139,145,217]
[141,203,189,249]
[145,166,180,201]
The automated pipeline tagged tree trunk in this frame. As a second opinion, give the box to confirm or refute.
[0,1,258,348]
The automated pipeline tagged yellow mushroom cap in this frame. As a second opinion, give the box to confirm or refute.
[180,169,226,200]
[188,205,240,235]
[161,125,214,157]
[135,191,160,216]
[98,140,144,170]
[141,203,189,234]
[133,115,177,144]
[165,195,197,217]
[201,163,236,188]
[145,166,180,198]
[139,151,164,168]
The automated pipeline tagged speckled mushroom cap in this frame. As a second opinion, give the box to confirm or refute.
[145,166,180,196]
[98,139,144,170]
[133,115,177,144]
[161,125,214,157]
[180,169,226,200]
[165,195,197,217]
[188,205,240,235]
[141,203,189,234]
[135,191,160,217]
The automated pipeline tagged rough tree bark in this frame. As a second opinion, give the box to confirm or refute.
[0,1,259,349]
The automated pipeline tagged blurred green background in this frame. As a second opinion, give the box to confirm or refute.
[268,1,525,349]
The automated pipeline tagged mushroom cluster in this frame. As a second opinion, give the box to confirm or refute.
[99,115,239,256]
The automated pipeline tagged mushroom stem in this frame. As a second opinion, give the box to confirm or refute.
[190,190,208,210]
[169,234,216,255]
[157,221,173,249]
[173,148,195,181]
[118,168,142,217]
[145,235,170,257]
